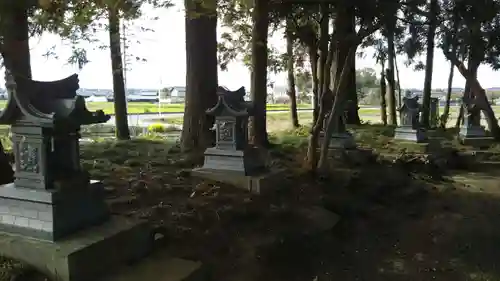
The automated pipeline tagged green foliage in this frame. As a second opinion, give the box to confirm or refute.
[147,123,168,133]
[439,0,500,70]
[0,0,172,68]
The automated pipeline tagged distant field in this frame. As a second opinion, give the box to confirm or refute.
[0,101,312,115]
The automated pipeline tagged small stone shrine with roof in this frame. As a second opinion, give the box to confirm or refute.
[192,86,282,194]
[458,96,493,146]
[0,71,151,281]
[394,95,427,142]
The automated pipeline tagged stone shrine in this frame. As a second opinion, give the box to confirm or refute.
[429,97,439,129]
[0,72,151,281]
[458,97,493,146]
[320,103,356,149]
[394,96,427,142]
[191,86,280,194]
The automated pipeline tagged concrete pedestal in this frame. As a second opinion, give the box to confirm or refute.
[0,181,109,241]
[319,132,356,149]
[0,215,151,281]
[458,125,493,146]
[191,168,285,194]
[394,126,427,143]
[201,147,265,176]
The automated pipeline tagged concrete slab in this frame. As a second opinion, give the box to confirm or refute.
[103,252,205,281]
[191,168,285,194]
[0,216,151,281]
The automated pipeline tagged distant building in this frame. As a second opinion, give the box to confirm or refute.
[160,86,185,104]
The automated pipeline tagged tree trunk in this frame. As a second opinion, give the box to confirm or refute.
[440,57,455,128]
[305,5,330,171]
[108,7,130,140]
[343,9,360,125]
[445,52,500,138]
[420,0,438,128]
[285,23,299,128]
[317,3,330,97]
[248,0,269,147]
[379,62,388,125]
[386,20,397,126]
[317,47,357,172]
[308,45,319,123]
[0,5,31,184]
[182,0,218,152]
[394,52,402,107]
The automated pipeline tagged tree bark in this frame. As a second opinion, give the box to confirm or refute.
[285,22,299,128]
[305,4,329,171]
[445,52,500,138]
[379,62,388,126]
[182,0,218,152]
[386,17,397,125]
[317,47,356,172]
[343,9,360,125]
[0,5,31,184]
[440,56,455,128]
[108,7,130,140]
[308,45,319,123]
[317,3,330,98]
[248,0,269,147]
[420,0,438,128]
[394,52,402,107]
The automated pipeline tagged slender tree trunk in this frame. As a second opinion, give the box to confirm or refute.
[317,3,329,97]
[440,57,455,128]
[182,0,218,152]
[394,52,402,107]
[386,19,398,125]
[420,0,438,128]
[305,4,330,171]
[108,7,130,140]
[317,47,357,172]
[379,62,388,126]
[0,4,31,184]
[249,0,269,147]
[343,9,360,125]
[309,45,319,123]
[286,23,299,128]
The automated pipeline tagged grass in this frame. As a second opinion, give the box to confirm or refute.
[0,100,311,115]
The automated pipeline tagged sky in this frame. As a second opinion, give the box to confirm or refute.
[13,0,500,91]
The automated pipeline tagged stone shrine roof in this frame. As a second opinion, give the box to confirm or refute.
[206,86,253,117]
[0,73,110,126]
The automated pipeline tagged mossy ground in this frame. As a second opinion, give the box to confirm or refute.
[3,122,500,280]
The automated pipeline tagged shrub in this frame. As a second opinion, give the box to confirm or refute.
[148,123,167,133]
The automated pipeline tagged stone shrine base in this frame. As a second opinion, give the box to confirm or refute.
[0,216,151,281]
[319,132,356,149]
[394,126,427,143]
[458,126,493,147]
[191,168,285,194]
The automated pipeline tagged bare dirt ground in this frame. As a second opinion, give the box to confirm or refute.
[4,124,500,281]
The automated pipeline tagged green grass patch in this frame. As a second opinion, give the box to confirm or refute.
[0,101,311,115]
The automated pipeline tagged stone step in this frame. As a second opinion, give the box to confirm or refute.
[102,252,205,281]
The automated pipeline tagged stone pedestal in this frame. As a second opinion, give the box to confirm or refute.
[320,131,356,150]
[201,147,265,176]
[0,181,109,241]
[394,126,427,143]
[458,125,493,146]
[191,168,284,194]
[0,215,151,281]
